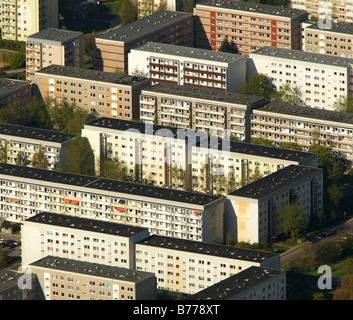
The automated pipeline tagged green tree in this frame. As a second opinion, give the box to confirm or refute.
[84,33,97,59]
[251,137,275,147]
[28,96,53,129]
[328,184,343,209]
[63,136,95,176]
[15,151,27,166]
[119,0,138,26]
[312,292,326,300]
[271,83,305,106]
[3,51,25,71]
[240,74,275,101]
[281,203,309,240]
[219,37,232,53]
[32,147,49,169]
[312,239,342,267]
[98,156,133,182]
[333,274,353,300]
[0,143,7,164]
[335,95,353,113]
[279,142,303,151]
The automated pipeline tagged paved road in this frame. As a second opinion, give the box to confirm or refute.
[0,232,21,269]
[280,217,353,267]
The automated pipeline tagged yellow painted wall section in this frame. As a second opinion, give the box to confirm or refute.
[236,201,250,242]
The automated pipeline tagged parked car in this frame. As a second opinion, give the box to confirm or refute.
[324,229,336,237]
[5,243,17,249]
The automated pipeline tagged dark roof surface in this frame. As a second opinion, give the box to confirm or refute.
[0,123,75,143]
[0,163,221,206]
[188,266,284,300]
[228,165,322,199]
[25,212,148,238]
[137,235,278,262]
[30,256,155,283]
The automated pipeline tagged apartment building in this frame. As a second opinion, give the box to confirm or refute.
[139,82,266,139]
[0,78,32,109]
[94,10,194,73]
[135,235,280,294]
[248,46,353,110]
[128,42,246,92]
[82,117,318,195]
[0,269,36,300]
[26,28,84,81]
[30,256,157,300]
[251,101,353,163]
[290,0,353,24]
[0,0,59,41]
[188,266,286,300]
[22,211,150,267]
[32,65,151,120]
[0,163,224,243]
[190,136,318,195]
[302,22,353,59]
[227,165,323,244]
[137,0,192,20]
[0,122,75,169]
[193,0,308,54]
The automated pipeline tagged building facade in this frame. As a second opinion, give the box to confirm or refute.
[26,28,84,81]
[22,211,150,268]
[188,266,286,300]
[137,0,192,20]
[0,163,224,243]
[32,65,151,120]
[0,122,75,170]
[128,42,246,92]
[290,0,353,24]
[139,82,266,139]
[302,22,353,59]
[135,235,280,294]
[251,101,353,163]
[227,165,323,244]
[82,117,318,195]
[30,256,157,300]
[0,78,32,110]
[0,0,58,41]
[94,10,194,73]
[248,46,353,110]
[193,0,308,54]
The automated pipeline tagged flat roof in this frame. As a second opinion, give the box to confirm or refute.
[0,123,75,143]
[132,41,244,63]
[35,65,148,86]
[228,164,322,199]
[97,10,192,43]
[25,212,148,238]
[0,78,30,97]
[188,266,283,300]
[251,46,353,67]
[27,28,83,43]
[0,163,221,206]
[254,101,353,126]
[137,235,278,262]
[196,0,308,18]
[306,22,353,36]
[30,256,155,283]
[142,82,266,106]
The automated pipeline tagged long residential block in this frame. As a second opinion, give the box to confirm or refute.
[0,163,224,243]
[135,235,280,294]
[188,266,286,300]
[251,101,353,163]
[30,256,157,300]
[193,0,308,54]
[248,46,353,110]
[0,78,32,110]
[0,122,75,170]
[94,10,194,73]
[82,117,318,195]
[128,42,246,92]
[227,165,323,244]
[139,82,266,140]
[32,65,151,120]
[22,211,150,268]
